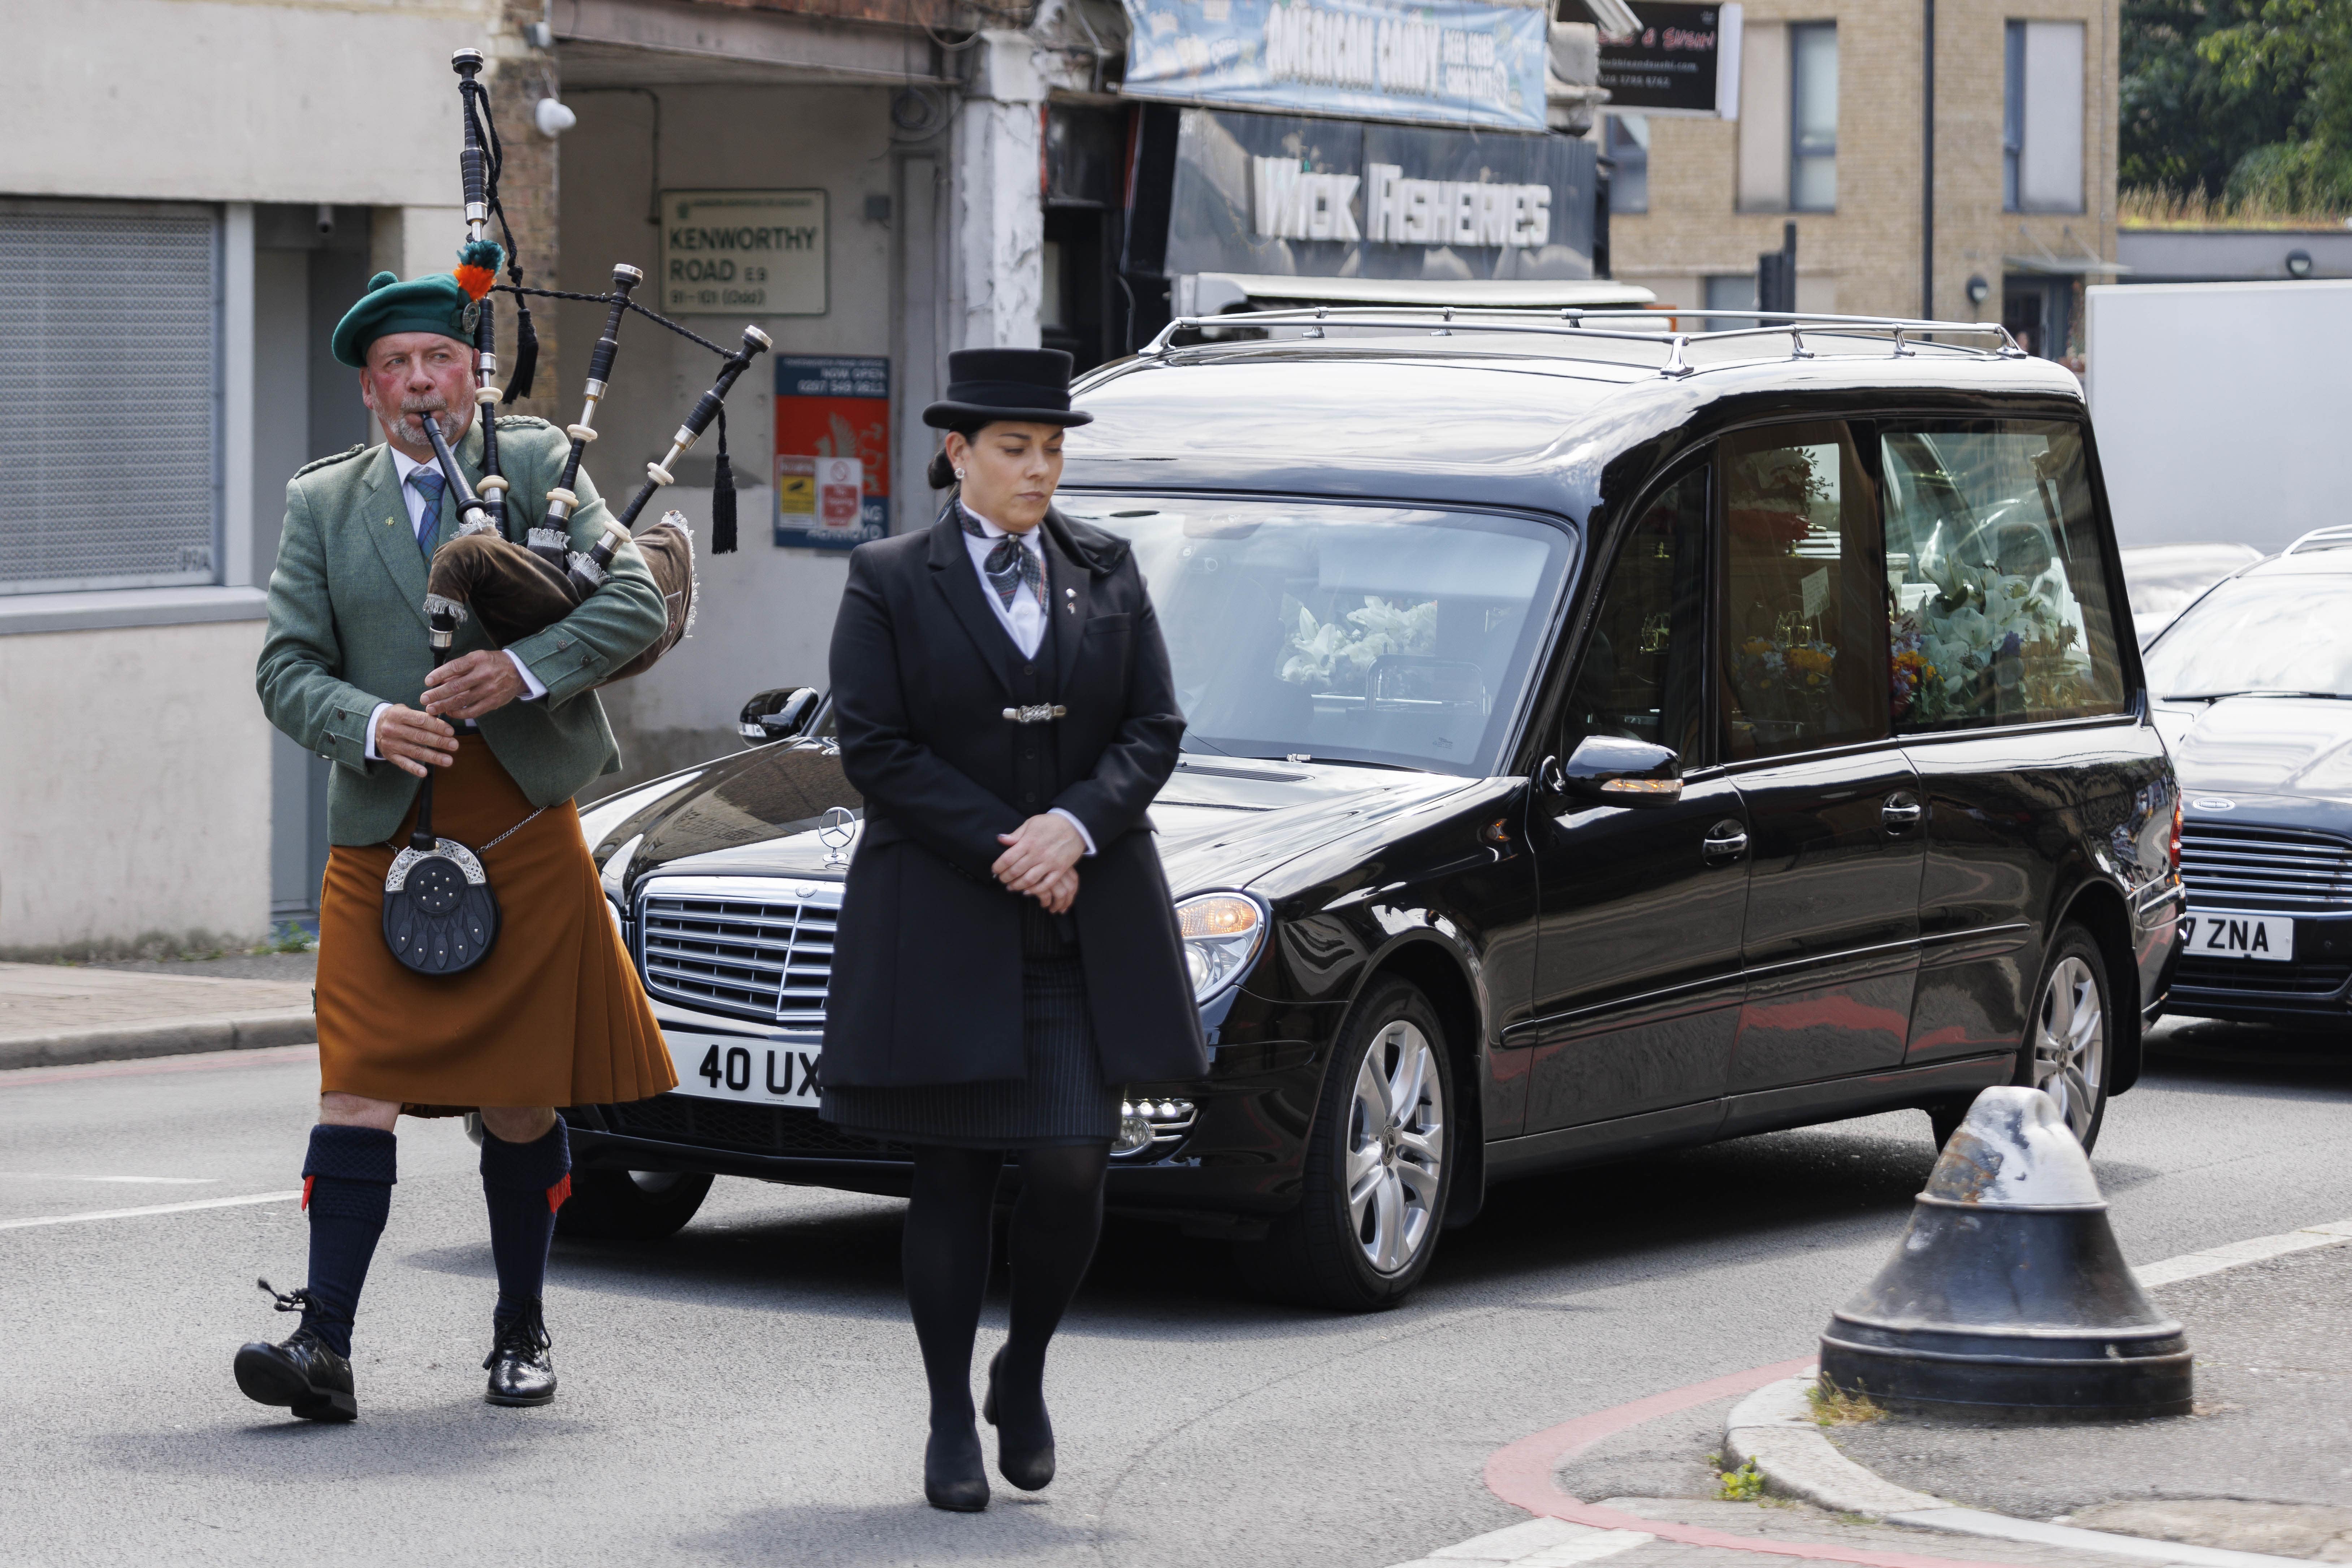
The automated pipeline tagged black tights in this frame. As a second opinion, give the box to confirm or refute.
[902,1142,1108,1439]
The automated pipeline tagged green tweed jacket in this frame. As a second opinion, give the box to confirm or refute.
[256,415,667,847]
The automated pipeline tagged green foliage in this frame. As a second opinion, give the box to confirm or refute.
[257,922,317,955]
[2123,0,2352,212]
[1716,1457,1766,1501]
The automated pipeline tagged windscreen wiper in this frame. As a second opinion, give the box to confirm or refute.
[2163,689,2352,702]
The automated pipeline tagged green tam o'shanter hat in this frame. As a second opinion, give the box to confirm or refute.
[330,240,503,368]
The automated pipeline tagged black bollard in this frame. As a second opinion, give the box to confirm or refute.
[1819,1086,2191,1420]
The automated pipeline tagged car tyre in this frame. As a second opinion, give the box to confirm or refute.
[554,1168,714,1241]
[2015,922,2112,1154]
[1235,978,1453,1312]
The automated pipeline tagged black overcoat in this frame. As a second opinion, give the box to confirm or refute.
[819,505,1209,1089]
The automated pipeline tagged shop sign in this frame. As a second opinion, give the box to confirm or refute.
[659,189,827,316]
[1118,0,1552,135]
[1596,1,1742,117]
[1155,108,1594,280]
[774,355,888,550]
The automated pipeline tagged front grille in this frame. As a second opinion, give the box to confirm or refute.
[609,1095,910,1159]
[2180,823,2352,913]
[637,876,840,1025]
[2175,955,2352,999]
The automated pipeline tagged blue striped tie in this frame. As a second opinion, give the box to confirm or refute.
[408,469,446,558]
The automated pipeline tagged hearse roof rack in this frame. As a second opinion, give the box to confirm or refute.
[1139,306,2033,380]
[2284,524,2352,554]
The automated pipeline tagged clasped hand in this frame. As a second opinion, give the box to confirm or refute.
[374,651,526,778]
[994,813,1084,914]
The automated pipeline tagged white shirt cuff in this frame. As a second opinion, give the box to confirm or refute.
[1049,807,1097,857]
[506,650,547,701]
[364,701,393,762]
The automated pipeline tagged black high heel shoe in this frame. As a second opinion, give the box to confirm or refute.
[924,1421,990,1512]
[983,1347,1057,1492]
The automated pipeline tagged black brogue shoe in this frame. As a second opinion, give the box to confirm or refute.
[483,1305,558,1407]
[234,1280,358,1422]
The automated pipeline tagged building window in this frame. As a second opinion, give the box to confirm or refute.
[1606,114,1650,214]
[2005,20,2085,213]
[1,200,221,596]
[1705,272,1758,329]
[1789,23,1838,212]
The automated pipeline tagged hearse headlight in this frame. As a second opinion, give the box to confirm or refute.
[1176,892,1265,1002]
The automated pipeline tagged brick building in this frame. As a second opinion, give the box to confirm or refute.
[1597,0,2119,359]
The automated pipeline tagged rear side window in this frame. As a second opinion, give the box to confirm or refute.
[1719,421,1891,759]
[1879,420,2126,731]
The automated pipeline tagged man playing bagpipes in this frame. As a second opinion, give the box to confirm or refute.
[241,250,677,1422]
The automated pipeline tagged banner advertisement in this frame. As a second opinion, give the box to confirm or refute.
[774,355,889,551]
[1160,108,1595,279]
[1118,0,1553,135]
[1595,1,1741,117]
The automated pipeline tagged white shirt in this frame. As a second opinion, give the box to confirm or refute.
[363,446,547,759]
[959,503,1050,659]
[960,502,1095,858]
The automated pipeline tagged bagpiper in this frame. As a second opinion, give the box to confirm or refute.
[238,253,676,1422]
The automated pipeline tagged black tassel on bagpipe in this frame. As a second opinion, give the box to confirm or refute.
[712,406,738,555]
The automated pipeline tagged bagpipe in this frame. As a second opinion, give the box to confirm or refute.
[385,50,768,978]
[418,48,770,690]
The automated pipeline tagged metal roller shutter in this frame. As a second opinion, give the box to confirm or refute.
[0,200,220,595]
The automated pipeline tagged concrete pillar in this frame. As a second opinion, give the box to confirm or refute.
[950,31,1046,352]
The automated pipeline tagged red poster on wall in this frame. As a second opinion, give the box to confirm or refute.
[774,355,889,550]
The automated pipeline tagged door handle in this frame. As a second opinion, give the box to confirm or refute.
[1883,793,1925,832]
[1702,821,1749,862]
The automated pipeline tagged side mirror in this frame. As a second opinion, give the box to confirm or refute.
[738,686,821,743]
[1547,735,1684,806]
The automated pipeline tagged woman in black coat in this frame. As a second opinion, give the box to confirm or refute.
[819,348,1207,1512]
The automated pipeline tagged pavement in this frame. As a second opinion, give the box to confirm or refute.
[3,969,2350,1566]
[0,952,316,1069]
[1827,1234,2352,1561]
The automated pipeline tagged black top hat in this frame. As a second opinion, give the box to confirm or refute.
[922,347,1093,429]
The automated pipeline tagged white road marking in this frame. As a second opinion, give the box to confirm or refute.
[0,1190,301,1231]
[1389,1519,1654,1568]
[0,1174,220,1185]
[2134,1217,2352,1287]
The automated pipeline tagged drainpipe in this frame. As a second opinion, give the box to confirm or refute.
[1921,0,1936,317]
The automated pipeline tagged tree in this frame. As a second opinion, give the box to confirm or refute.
[2121,0,2352,208]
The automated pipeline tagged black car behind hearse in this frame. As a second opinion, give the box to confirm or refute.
[562,308,2186,1311]
[2143,527,2352,1026]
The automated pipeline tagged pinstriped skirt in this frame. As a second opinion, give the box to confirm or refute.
[819,902,1122,1149]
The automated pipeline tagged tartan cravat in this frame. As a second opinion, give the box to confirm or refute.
[407,469,446,558]
[958,504,1045,612]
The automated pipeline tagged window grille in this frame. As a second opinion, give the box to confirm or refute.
[0,201,220,596]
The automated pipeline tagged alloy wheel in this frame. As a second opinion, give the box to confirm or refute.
[2031,954,2106,1143]
[1345,1020,1446,1275]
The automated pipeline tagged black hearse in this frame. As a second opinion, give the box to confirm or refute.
[560,310,2185,1310]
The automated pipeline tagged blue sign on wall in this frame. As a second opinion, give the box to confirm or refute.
[1119,0,1553,135]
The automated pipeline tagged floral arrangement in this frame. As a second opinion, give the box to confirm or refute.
[1282,597,1438,687]
[1890,622,1939,719]
[1896,546,2089,724]
[1738,635,1837,692]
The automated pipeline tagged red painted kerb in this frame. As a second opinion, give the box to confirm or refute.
[1483,1357,2000,1568]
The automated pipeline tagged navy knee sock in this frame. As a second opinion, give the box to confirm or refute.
[298,1125,398,1359]
[480,1120,571,1325]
